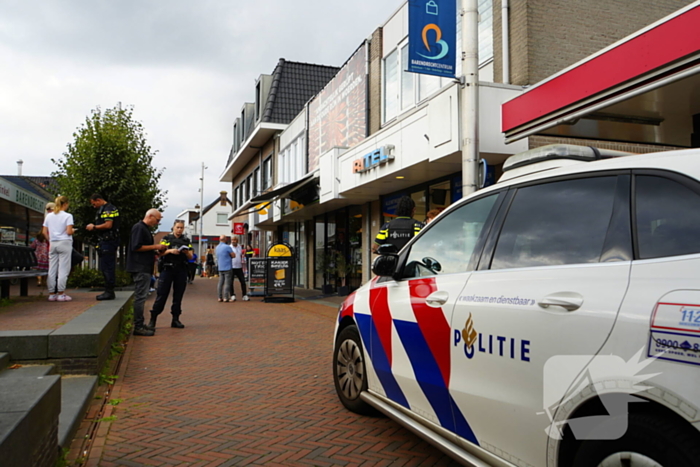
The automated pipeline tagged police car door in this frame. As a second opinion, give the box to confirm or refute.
[450,174,631,466]
[372,192,503,441]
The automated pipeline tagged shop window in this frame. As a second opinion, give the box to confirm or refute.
[383,49,399,122]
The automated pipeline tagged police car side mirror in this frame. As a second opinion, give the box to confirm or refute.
[372,254,398,277]
[376,244,398,255]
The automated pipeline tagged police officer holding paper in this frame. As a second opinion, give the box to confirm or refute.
[372,196,423,254]
[86,194,120,300]
[148,220,193,330]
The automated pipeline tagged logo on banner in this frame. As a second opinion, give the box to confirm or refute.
[419,24,449,60]
[408,0,456,78]
[233,223,245,235]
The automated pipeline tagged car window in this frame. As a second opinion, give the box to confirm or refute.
[635,175,700,259]
[403,194,499,278]
[492,176,617,269]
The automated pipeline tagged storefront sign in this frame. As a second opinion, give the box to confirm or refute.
[267,242,293,257]
[408,0,457,78]
[0,177,48,213]
[353,145,395,174]
[267,258,293,294]
[308,43,368,173]
[233,223,245,235]
[248,258,267,292]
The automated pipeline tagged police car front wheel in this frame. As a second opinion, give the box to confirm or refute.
[571,413,700,467]
[333,325,375,415]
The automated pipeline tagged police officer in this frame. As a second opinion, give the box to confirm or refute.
[148,220,193,329]
[372,196,423,253]
[86,194,120,300]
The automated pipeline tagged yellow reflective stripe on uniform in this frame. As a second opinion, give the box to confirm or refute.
[161,240,171,246]
[376,229,388,240]
[100,212,119,218]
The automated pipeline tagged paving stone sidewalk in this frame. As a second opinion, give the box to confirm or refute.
[90,277,458,466]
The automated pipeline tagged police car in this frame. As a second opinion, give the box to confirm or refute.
[332,145,700,467]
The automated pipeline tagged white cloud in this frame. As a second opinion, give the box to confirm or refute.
[0,0,400,228]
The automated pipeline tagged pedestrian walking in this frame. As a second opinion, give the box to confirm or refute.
[86,194,120,300]
[215,235,235,302]
[30,230,49,287]
[126,209,166,337]
[42,196,74,302]
[205,248,215,278]
[148,220,193,329]
[372,196,423,253]
[229,237,249,301]
[187,252,198,284]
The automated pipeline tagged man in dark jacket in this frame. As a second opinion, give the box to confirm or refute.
[148,220,193,329]
[86,194,120,300]
[126,209,166,336]
[373,196,423,253]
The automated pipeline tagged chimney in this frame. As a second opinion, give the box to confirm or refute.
[220,191,228,206]
[17,160,23,176]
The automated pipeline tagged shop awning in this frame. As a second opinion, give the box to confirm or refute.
[250,172,318,204]
[502,3,700,146]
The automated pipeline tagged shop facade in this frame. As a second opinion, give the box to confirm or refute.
[0,176,53,246]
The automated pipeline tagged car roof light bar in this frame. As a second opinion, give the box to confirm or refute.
[502,144,633,172]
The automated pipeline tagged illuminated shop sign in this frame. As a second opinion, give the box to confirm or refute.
[352,145,395,174]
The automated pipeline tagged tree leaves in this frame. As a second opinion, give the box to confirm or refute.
[52,104,168,247]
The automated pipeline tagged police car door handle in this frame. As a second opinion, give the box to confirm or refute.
[537,292,583,311]
[425,290,449,307]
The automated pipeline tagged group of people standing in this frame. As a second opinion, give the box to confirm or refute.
[214,235,249,302]
[40,193,118,302]
[126,213,194,337]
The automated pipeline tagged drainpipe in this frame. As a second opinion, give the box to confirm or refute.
[461,0,479,198]
[502,0,510,84]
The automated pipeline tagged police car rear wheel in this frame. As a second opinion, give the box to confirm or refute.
[333,325,374,415]
[571,413,700,467]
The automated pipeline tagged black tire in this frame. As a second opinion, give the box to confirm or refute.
[333,325,374,415]
[572,412,700,467]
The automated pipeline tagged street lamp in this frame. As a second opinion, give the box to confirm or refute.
[198,163,208,269]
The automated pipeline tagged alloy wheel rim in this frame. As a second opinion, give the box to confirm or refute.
[336,338,365,400]
[598,451,662,467]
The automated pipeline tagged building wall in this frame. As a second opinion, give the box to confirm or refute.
[368,27,384,136]
[493,0,694,85]
[529,135,680,154]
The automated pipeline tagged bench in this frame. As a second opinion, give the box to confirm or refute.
[0,244,47,299]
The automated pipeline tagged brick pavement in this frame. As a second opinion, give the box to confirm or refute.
[0,278,97,331]
[90,276,460,466]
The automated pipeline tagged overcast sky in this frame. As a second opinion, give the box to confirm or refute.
[0,0,401,228]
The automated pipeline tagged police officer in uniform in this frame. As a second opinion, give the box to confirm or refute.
[148,220,193,329]
[86,194,120,300]
[373,196,423,253]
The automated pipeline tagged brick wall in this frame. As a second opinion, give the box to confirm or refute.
[529,135,680,154]
[493,0,693,85]
[368,27,383,136]
[30,420,58,467]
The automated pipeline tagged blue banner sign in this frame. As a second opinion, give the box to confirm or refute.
[408,0,457,78]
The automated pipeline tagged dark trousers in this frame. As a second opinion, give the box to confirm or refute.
[150,266,188,318]
[98,240,118,289]
[188,263,197,282]
[131,272,150,328]
[230,268,247,297]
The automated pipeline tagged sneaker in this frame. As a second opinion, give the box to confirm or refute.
[243,295,250,301]
[48,294,58,302]
[231,296,237,302]
[57,294,72,302]
[218,298,223,302]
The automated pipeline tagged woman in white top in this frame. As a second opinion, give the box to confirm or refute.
[42,196,75,301]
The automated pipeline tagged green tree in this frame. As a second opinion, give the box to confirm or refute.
[52,104,167,253]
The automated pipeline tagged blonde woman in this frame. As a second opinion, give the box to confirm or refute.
[42,196,75,301]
